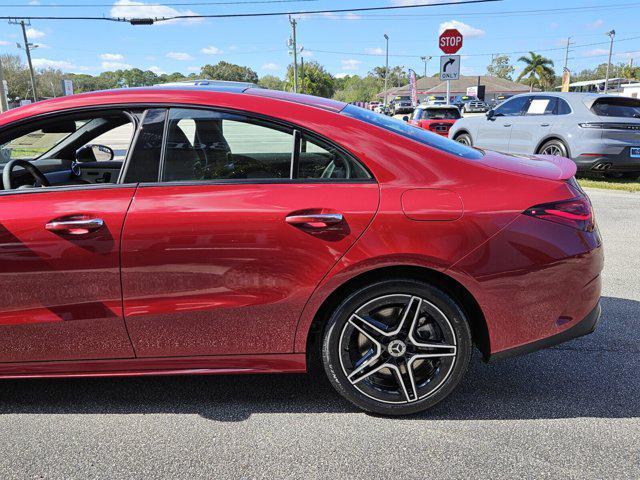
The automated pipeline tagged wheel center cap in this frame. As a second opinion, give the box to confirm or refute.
[387,339,407,357]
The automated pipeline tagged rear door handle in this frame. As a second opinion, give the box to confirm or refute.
[540,123,550,127]
[45,218,104,235]
[285,213,343,227]
[503,123,512,127]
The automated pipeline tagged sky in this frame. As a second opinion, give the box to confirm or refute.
[0,0,638,80]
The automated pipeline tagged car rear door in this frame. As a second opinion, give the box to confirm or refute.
[508,96,556,154]
[120,107,379,358]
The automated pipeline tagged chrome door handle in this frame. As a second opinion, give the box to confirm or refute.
[286,213,343,226]
[540,123,550,127]
[45,218,104,235]
[503,123,512,127]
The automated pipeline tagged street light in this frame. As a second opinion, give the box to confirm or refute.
[604,30,615,93]
[383,34,389,111]
[420,56,432,78]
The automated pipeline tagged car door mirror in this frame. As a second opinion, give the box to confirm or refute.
[486,109,495,120]
[75,144,114,163]
[402,116,409,122]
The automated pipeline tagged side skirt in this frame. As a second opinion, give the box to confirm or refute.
[0,353,307,379]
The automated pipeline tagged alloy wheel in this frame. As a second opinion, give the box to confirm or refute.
[338,294,457,405]
[541,144,564,156]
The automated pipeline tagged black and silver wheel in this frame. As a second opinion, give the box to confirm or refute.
[539,139,568,157]
[455,133,472,146]
[322,279,472,415]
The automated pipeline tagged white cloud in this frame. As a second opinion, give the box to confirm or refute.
[32,58,75,70]
[201,45,223,55]
[26,28,45,39]
[100,53,124,61]
[166,51,193,61]
[365,47,384,55]
[261,62,280,71]
[335,72,349,79]
[583,48,609,57]
[439,20,485,38]
[29,0,41,4]
[187,66,200,72]
[341,59,362,71]
[0,40,9,46]
[34,42,50,49]
[147,65,166,75]
[101,61,132,70]
[586,19,604,30]
[110,0,202,25]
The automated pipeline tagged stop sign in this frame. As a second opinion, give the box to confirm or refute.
[439,29,463,54]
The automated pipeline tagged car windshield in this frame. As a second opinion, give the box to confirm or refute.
[342,105,483,160]
[424,108,461,120]
[591,98,640,118]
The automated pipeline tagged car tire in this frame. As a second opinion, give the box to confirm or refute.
[455,133,473,146]
[321,279,472,416]
[538,139,568,157]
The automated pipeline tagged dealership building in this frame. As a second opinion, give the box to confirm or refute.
[379,75,536,103]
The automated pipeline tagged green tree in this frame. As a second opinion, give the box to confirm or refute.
[487,55,515,80]
[286,61,334,98]
[200,61,258,83]
[258,74,286,90]
[369,66,408,87]
[517,51,556,90]
[332,74,383,103]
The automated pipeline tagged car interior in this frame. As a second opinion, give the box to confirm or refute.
[0,109,139,191]
[0,107,370,192]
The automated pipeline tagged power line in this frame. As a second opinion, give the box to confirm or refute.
[0,0,319,7]
[0,0,502,23]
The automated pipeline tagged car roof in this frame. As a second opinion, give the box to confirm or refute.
[0,85,348,127]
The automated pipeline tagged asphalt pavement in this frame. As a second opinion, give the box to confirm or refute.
[0,187,638,479]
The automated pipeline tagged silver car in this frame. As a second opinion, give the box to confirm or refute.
[449,92,640,178]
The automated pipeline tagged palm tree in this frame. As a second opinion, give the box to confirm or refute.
[517,52,555,91]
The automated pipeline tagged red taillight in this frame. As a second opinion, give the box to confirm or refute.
[523,196,594,231]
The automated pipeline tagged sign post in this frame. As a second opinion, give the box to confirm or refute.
[0,57,8,113]
[439,28,463,105]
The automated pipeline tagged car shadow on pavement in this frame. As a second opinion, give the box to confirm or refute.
[0,295,638,422]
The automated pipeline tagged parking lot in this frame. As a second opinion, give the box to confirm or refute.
[0,187,637,480]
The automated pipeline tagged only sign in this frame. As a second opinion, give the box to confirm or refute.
[439,29,463,55]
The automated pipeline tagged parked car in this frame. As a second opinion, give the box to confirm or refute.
[449,92,640,178]
[0,85,602,416]
[423,95,447,106]
[390,95,414,115]
[408,104,462,136]
[453,96,489,113]
[369,101,380,111]
[489,93,513,109]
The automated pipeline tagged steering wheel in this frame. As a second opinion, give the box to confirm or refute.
[2,159,50,190]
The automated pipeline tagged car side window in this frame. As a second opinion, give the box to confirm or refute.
[494,96,530,116]
[161,108,294,182]
[298,134,371,180]
[525,97,557,116]
[556,99,572,115]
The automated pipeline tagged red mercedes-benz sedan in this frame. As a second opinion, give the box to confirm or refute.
[0,82,602,415]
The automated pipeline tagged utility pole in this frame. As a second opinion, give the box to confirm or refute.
[563,37,572,71]
[10,20,38,102]
[0,56,8,112]
[420,55,431,78]
[300,56,305,94]
[383,33,389,110]
[604,29,615,93]
[289,15,298,93]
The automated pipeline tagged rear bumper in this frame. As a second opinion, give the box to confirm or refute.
[487,300,601,362]
[575,149,640,173]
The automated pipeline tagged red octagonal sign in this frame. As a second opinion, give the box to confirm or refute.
[439,29,463,54]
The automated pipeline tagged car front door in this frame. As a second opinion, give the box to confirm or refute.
[120,107,379,358]
[508,96,557,155]
[476,95,531,153]
[0,186,136,363]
